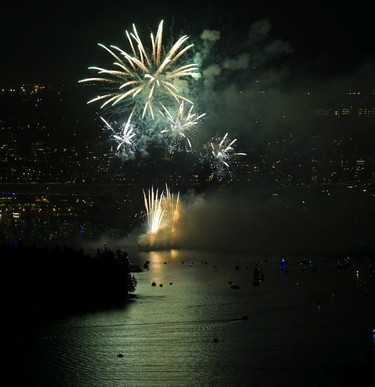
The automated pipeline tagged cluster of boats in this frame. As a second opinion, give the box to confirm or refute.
[230,265,265,289]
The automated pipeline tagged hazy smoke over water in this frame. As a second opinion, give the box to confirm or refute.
[170,187,375,257]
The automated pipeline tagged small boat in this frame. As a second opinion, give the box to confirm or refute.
[253,266,264,282]
[336,257,351,270]
[129,264,143,272]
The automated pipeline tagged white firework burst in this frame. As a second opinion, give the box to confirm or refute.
[209,132,247,175]
[100,109,137,158]
[140,184,181,247]
[143,186,165,238]
[160,101,206,153]
[79,20,199,120]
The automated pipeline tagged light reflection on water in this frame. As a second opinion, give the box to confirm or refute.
[10,250,375,386]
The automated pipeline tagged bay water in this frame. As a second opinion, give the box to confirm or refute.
[8,248,375,386]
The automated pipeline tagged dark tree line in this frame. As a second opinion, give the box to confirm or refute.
[3,242,137,319]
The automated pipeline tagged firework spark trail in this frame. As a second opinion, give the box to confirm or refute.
[160,101,206,153]
[79,20,199,120]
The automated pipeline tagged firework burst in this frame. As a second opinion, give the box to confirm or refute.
[160,101,206,153]
[79,20,199,120]
[208,132,247,177]
[139,184,181,247]
[100,109,137,159]
[163,183,180,243]
[142,186,165,246]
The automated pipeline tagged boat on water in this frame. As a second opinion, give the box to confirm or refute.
[253,266,264,282]
[129,264,143,273]
[336,257,351,270]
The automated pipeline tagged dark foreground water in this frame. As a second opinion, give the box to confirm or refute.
[8,249,375,386]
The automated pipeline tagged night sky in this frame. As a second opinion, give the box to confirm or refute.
[2,0,375,86]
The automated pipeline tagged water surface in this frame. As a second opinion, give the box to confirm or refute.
[8,249,375,386]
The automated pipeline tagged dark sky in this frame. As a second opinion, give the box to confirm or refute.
[2,0,374,86]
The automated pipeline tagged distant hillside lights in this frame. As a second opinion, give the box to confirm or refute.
[313,106,375,118]
[312,89,375,118]
[0,84,48,95]
[358,107,375,117]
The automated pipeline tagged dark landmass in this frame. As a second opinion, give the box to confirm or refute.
[4,242,137,323]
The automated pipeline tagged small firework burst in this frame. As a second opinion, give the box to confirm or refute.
[100,109,137,159]
[160,101,206,153]
[208,132,246,177]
